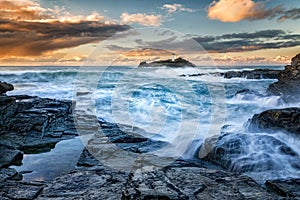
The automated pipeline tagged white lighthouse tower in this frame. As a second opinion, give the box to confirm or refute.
[172,53,175,62]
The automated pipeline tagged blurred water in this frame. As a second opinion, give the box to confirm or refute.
[2,65,300,183]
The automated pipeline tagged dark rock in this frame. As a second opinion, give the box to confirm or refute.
[235,89,251,95]
[268,53,300,103]
[234,89,267,101]
[223,69,279,79]
[77,148,101,167]
[181,69,280,79]
[0,145,23,168]
[0,168,18,183]
[0,95,76,149]
[35,164,278,199]
[202,133,300,173]
[138,57,196,67]
[248,107,300,135]
[38,170,127,199]
[266,178,300,197]
[0,82,14,94]
[0,182,43,200]
[97,120,167,153]
[0,93,77,193]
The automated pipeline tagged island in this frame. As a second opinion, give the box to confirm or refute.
[138,57,196,68]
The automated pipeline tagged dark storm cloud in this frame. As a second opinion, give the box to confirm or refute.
[277,8,300,22]
[0,20,130,56]
[0,0,130,57]
[105,44,133,51]
[193,29,300,53]
[219,30,286,40]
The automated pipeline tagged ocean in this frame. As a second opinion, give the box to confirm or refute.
[1,65,300,184]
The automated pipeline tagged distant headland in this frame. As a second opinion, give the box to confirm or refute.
[138,57,196,68]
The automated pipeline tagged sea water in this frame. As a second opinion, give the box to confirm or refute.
[2,65,300,184]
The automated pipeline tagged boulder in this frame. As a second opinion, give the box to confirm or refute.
[202,133,300,173]
[0,82,13,94]
[248,108,300,135]
[266,178,300,198]
[0,145,23,168]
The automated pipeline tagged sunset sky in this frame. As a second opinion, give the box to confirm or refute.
[0,0,299,66]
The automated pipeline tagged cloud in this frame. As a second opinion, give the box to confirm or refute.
[162,4,195,14]
[120,12,162,27]
[0,0,130,57]
[277,8,300,22]
[273,55,290,62]
[193,29,300,53]
[214,55,267,63]
[124,48,172,57]
[207,0,299,22]
[0,0,51,21]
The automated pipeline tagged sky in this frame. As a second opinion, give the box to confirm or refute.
[0,0,299,66]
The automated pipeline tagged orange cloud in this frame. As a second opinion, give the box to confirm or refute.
[274,55,290,63]
[120,12,162,27]
[0,0,130,58]
[0,0,50,21]
[124,48,172,57]
[207,0,281,22]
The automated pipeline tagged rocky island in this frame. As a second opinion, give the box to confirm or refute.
[138,57,196,68]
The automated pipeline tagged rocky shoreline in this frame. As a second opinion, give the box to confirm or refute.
[0,89,280,199]
[180,69,280,79]
[1,53,300,199]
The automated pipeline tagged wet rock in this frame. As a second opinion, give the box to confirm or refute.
[124,167,277,199]
[202,133,300,173]
[249,107,300,135]
[38,170,127,199]
[268,53,300,103]
[266,178,300,197]
[0,168,18,183]
[0,145,23,168]
[234,89,264,97]
[0,182,43,200]
[0,92,78,198]
[223,69,279,79]
[0,94,76,150]
[35,163,278,200]
[181,69,279,79]
[0,82,14,94]
[77,148,101,167]
[96,120,168,153]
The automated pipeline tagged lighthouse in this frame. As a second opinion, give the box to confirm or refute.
[172,53,175,62]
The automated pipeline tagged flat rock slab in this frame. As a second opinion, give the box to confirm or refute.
[35,166,278,200]
[0,168,18,183]
[37,170,127,200]
[0,182,43,200]
[123,167,277,199]
[266,178,300,198]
